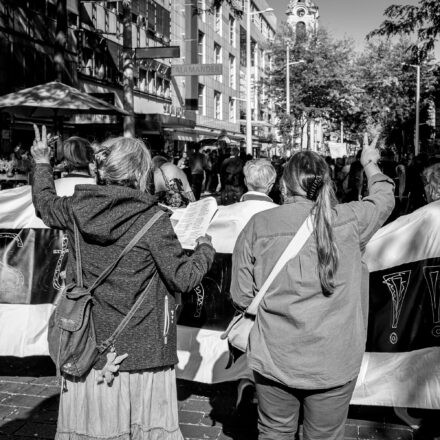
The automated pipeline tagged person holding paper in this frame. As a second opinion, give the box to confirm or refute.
[231,135,395,440]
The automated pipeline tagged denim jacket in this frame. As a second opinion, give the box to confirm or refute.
[231,173,395,389]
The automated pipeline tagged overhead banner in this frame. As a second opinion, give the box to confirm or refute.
[1,185,440,408]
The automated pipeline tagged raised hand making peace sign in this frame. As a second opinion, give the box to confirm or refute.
[31,124,51,164]
[360,132,382,182]
[360,132,381,169]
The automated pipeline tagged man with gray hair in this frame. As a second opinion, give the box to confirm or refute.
[241,158,277,203]
[207,159,278,253]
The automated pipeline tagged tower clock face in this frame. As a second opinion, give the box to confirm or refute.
[297,8,306,17]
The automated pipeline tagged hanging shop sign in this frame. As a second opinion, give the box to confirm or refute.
[135,46,181,59]
[171,64,223,77]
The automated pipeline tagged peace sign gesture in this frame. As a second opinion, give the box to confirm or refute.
[360,132,380,169]
[31,124,51,164]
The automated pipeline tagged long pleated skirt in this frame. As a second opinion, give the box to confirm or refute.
[56,367,183,440]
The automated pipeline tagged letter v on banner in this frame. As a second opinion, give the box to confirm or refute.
[423,266,440,337]
[382,271,411,344]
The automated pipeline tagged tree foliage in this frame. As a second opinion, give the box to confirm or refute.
[265,26,360,144]
[368,0,440,60]
[265,25,440,150]
[354,38,438,150]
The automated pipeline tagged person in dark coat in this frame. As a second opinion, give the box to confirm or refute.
[220,146,245,205]
[31,126,215,440]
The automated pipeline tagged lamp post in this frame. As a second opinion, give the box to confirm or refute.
[414,64,421,156]
[246,2,273,156]
[285,46,304,149]
[403,63,421,155]
[286,58,305,116]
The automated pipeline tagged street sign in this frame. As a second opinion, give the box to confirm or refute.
[172,64,223,76]
[135,46,180,59]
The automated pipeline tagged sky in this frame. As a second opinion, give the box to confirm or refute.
[267,0,421,50]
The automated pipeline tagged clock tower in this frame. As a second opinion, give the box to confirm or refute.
[286,0,319,40]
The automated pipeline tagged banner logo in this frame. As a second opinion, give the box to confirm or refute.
[383,270,411,344]
[193,285,205,318]
[423,266,440,337]
[0,233,24,298]
[52,234,69,290]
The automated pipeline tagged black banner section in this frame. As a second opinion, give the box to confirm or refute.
[0,229,67,305]
[367,257,440,352]
[3,228,440,353]
[177,254,236,331]
[0,229,236,330]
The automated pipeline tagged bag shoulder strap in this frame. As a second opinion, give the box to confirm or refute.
[73,221,84,287]
[86,210,165,294]
[246,215,314,316]
[159,166,171,191]
[99,271,157,352]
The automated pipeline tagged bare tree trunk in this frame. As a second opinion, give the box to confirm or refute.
[54,0,67,159]
[123,1,135,138]
[55,0,67,82]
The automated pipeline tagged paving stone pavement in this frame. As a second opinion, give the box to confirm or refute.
[0,357,439,440]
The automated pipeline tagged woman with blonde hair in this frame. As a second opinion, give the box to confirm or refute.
[231,135,395,440]
[31,127,215,440]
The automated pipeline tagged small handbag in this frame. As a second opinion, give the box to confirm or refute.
[47,211,164,378]
[221,215,314,352]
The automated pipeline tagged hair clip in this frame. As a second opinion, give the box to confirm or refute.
[306,176,323,201]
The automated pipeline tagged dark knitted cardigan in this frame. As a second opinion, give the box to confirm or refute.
[32,164,215,371]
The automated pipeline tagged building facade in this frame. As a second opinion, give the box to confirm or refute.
[0,0,187,155]
[171,0,277,154]
[286,0,319,40]
[0,0,277,157]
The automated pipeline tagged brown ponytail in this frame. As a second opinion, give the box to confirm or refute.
[314,179,338,296]
[283,151,339,296]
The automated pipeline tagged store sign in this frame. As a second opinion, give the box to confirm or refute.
[171,64,223,77]
[135,46,180,59]
[72,114,118,124]
[163,104,184,117]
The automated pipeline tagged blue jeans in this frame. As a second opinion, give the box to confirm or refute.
[254,371,356,440]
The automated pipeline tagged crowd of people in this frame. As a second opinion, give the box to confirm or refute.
[4,127,440,440]
[168,144,440,221]
[3,134,440,222]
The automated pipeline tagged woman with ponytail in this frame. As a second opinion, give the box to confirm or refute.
[231,134,395,440]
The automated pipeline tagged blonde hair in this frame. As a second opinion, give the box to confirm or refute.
[423,163,440,202]
[243,159,277,193]
[100,137,152,191]
[283,151,338,296]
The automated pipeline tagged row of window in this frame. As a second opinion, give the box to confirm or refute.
[105,0,170,40]
[197,84,237,123]
[201,3,274,43]
[197,32,237,88]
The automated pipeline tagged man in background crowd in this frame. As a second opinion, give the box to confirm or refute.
[220,146,245,205]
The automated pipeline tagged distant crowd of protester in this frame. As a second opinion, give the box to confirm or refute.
[1,136,440,220]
